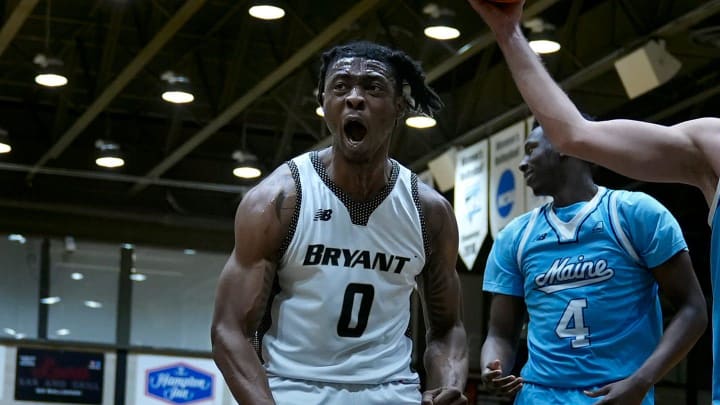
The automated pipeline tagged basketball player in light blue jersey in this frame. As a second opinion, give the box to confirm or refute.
[211,42,468,405]
[469,1,720,402]
[480,124,707,404]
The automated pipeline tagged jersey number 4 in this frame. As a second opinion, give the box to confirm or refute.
[555,298,590,348]
[337,283,375,337]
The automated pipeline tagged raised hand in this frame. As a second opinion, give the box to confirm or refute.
[466,0,526,38]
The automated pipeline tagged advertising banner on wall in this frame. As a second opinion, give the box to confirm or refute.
[453,140,489,270]
[135,354,223,405]
[15,347,104,404]
[489,121,526,238]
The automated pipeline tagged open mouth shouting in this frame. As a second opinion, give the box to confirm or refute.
[343,117,368,143]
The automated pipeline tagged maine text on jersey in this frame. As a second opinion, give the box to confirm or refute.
[534,255,615,293]
[302,244,412,274]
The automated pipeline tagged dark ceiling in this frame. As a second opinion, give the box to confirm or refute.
[1,0,719,251]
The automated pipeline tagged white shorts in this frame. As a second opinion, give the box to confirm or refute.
[268,375,421,405]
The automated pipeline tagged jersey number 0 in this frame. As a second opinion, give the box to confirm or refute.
[337,283,374,337]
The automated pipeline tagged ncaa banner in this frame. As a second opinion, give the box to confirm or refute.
[133,354,223,405]
[490,121,526,238]
[453,140,489,269]
[523,117,552,211]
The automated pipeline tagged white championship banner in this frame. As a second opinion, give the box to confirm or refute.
[453,140,489,270]
[490,121,526,238]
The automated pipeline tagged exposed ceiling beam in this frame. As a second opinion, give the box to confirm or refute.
[27,0,207,181]
[310,0,564,151]
[129,0,385,194]
[425,0,563,83]
[0,0,39,57]
[409,0,720,172]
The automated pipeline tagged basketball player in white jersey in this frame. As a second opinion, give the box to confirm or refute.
[468,1,720,402]
[211,41,468,405]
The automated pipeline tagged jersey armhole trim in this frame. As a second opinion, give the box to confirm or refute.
[278,160,302,259]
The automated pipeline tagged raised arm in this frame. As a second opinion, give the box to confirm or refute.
[210,165,296,405]
[467,0,720,202]
[585,251,707,403]
[480,294,525,397]
[417,182,469,405]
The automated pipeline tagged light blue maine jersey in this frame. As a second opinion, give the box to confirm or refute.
[484,187,687,389]
[710,180,720,404]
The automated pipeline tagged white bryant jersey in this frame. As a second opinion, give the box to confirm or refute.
[262,151,428,384]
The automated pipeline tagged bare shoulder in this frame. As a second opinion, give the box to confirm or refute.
[416,180,459,248]
[234,163,298,261]
[674,118,720,195]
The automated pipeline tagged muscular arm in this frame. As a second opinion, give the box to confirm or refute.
[418,183,469,392]
[480,294,525,380]
[467,1,720,201]
[631,251,707,389]
[211,166,296,405]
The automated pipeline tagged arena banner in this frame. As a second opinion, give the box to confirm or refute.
[524,117,552,211]
[427,147,457,193]
[134,354,223,405]
[0,345,5,400]
[417,169,435,189]
[15,347,104,404]
[453,139,489,270]
[489,121,526,238]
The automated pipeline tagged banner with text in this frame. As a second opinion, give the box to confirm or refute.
[523,117,552,211]
[453,140,489,269]
[134,354,223,405]
[15,347,104,404]
[490,121,526,238]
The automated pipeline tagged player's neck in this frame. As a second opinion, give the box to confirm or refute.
[322,149,392,201]
[552,180,598,208]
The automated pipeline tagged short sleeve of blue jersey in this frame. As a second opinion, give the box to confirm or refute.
[483,215,527,297]
[615,190,688,269]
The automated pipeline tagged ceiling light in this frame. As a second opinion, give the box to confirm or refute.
[129,273,147,282]
[183,249,196,255]
[405,114,437,129]
[0,127,11,154]
[160,71,194,104]
[122,243,134,249]
[40,296,61,305]
[315,106,324,117]
[249,4,285,20]
[3,328,16,336]
[83,300,103,309]
[422,4,460,40]
[33,54,68,87]
[232,150,262,179]
[524,18,561,55]
[14,333,26,340]
[95,139,124,168]
[56,328,70,336]
[424,25,460,40]
[528,38,561,54]
[8,234,26,244]
[71,272,84,280]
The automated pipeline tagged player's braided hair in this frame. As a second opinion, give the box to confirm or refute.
[317,41,444,117]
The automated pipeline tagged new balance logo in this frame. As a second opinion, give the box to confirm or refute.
[536,233,548,241]
[314,209,333,221]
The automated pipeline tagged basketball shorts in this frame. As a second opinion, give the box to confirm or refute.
[268,375,421,405]
[514,382,654,405]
